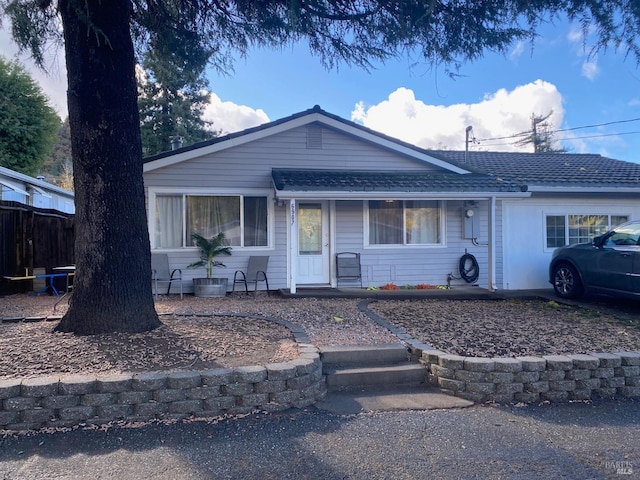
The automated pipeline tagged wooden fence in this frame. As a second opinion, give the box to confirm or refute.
[0,201,74,292]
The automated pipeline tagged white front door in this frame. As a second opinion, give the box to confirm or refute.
[296,202,330,285]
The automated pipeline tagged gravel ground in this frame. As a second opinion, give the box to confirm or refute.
[369,298,640,357]
[1,293,639,379]
[0,293,397,379]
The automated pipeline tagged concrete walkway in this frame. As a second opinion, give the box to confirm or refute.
[316,384,474,414]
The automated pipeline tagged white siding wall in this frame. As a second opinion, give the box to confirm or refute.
[144,125,443,187]
[145,124,451,292]
[155,197,497,293]
[333,200,493,289]
[501,196,640,290]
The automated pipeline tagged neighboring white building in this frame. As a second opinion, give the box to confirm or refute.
[0,165,75,214]
[142,106,640,293]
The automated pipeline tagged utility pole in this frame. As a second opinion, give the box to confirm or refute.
[515,111,564,153]
[465,126,472,163]
[465,125,479,162]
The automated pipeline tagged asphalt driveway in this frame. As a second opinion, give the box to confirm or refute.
[1,399,638,480]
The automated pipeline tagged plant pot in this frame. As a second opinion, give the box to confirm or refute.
[193,277,228,298]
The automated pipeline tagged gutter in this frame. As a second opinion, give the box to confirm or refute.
[274,191,531,201]
[527,186,640,194]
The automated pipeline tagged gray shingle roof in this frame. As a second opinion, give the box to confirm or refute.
[428,151,640,188]
[272,169,527,193]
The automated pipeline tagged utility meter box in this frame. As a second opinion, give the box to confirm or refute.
[463,206,480,239]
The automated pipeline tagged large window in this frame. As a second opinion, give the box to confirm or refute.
[154,194,268,248]
[368,200,442,245]
[545,214,629,248]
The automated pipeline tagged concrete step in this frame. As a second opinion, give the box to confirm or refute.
[316,383,474,414]
[320,343,409,366]
[325,363,426,390]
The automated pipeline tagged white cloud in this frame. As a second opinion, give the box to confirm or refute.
[351,81,565,152]
[567,27,584,44]
[202,92,269,134]
[0,27,68,118]
[566,26,601,81]
[509,40,525,61]
[581,59,599,80]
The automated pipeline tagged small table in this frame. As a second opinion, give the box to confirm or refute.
[2,273,36,294]
[2,268,75,297]
[33,273,69,296]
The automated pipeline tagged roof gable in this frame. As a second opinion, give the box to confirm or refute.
[143,106,470,175]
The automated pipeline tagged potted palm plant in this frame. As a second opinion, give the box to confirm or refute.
[188,232,233,298]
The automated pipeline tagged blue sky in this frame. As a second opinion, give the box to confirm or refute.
[204,19,640,163]
[2,16,640,163]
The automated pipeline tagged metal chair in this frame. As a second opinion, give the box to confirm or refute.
[151,253,183,299]
[336,252,362,287]
[232,256,270,296]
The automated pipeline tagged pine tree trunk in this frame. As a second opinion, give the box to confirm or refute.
[55,0,160,334]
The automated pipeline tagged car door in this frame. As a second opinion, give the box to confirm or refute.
[590,224,640,293]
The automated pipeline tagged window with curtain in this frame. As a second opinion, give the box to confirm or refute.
[187,196,241,245]
[154,194,268,248]
[368,200,442,245]
[243,197,268,247]
[155,195,183,248]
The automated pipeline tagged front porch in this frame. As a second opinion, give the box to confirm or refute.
[278,285,552,300]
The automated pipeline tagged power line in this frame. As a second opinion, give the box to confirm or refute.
[558,130,640,140]
[474,130,640,149]
[556,117,640,134]
[477,116,640,143]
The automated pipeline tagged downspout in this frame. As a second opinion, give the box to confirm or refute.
[488,196,496,292]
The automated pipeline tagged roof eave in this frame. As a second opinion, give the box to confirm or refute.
[274,190,531,200]
[527,185,640,193]
[0,166,74,198]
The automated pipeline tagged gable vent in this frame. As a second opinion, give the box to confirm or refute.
[306,125,323,149]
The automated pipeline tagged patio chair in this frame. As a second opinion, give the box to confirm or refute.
[232,256,270,296]
[151,253,183,299]
[336,252,362,287]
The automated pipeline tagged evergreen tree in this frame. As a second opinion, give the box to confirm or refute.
[138,37,216,156]
[40,118,73,183]
[2,0,639,334]
[0,55,59,176]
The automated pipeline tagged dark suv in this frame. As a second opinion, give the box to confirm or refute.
[549,220,640,299]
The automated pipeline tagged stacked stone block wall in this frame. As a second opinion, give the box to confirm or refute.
[0,344,325,431]
[421,348,640,403]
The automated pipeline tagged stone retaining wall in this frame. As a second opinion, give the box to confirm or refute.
[419,348,640,403]
[0,344,325,431]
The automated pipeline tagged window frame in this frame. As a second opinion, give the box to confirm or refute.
[364,199,446,248]
[543,213,630,251]
[148,188,274,251]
